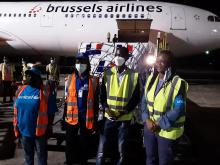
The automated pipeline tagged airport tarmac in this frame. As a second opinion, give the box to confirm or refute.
[0,75,220,165]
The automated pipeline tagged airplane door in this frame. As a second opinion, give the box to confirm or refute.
[40,13,53,27]
[170,7,186,30]
[117,19,152,42]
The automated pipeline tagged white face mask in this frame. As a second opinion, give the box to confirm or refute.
[75,64,87,74]
[114,56,125,66]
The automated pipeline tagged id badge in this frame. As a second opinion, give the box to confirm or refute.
[78,89,83,98]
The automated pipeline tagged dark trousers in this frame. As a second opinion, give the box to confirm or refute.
[144,125,177,165]
[21,136,47,165]
[65,120,91,165]
[2,80,13,102]
[96,119,131,165]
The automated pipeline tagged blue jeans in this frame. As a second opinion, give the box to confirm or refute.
[21,136,47,165]
[96,119,131,165]
[144,125,177,165]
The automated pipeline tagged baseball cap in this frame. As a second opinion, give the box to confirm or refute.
[25,67,41,76]
[76,52,89,60]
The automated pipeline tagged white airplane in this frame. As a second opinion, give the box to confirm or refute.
[0,1,219,58]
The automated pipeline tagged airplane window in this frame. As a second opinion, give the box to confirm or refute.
[14,13,16,17]
[4,13,7,17]
[23,14,26,17]
[215,16,220,22]
[116,14,120,18]
[208,15,214,22]
[28,14,31,17]
[9,13,11,17]
[104,14,108,18]
[0,14,2,17]
[93,14,96,18]
[110,14,114,18]
[135,14,138,18]
[65,14,68,18]
[81,14,85,18]
[87,14,91,18]
[122,14,126,18]
[128,14,132,18]
[34,14,36,17]
[99,14,102,18]
[141,14,144,18]
[18,14,21,17]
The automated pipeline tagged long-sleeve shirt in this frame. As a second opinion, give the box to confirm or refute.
[141,79,186,130]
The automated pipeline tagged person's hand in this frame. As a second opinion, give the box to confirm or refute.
[146,119,156,132]
[146,119,161,133]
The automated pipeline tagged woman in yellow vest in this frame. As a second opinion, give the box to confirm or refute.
[141,50,188,165]
[96,47,140,165]
[65,53,99,165]
[13,66,48,165]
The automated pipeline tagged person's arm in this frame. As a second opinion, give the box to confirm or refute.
[156,80,186,130]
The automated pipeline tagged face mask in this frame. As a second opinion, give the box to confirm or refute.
[75,64,87,74]
[114,56,125,66]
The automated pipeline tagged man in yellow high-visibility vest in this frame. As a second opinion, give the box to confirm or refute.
[96,47,141,165]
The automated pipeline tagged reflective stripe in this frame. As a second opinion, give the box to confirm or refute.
[36,124,48,129]
[106,69,111,99]
[67,102,77,106]
[127,71,135,99]
[67,114,78,118]
[66,75,72,94]
[107,96,129,102]
[86,117,94,122]
[109,105,125,111]
[87,105,93,110]
[38,111,47,116]
[166,76,179,111]
[149,110,164,116]
[148,101,154,107]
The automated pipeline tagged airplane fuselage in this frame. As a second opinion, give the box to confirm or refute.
[0,1,220,57]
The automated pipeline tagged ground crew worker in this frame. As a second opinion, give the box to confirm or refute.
[141,50,188,165]
[65,53,99,165]
[96,47,141,165]
[0,56,15,103]
[13,65,48,165]
[21,58,29,83]
[46,57,59,82]
[107,32,111,42]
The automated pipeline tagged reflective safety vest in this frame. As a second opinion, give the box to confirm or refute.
[66,73,98,129]
[145,74,188,140]
[47,63,58,80]
[13,85,48,137]
[104,67,138,121]
[22,65,28,80]
[1,63,15,81]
